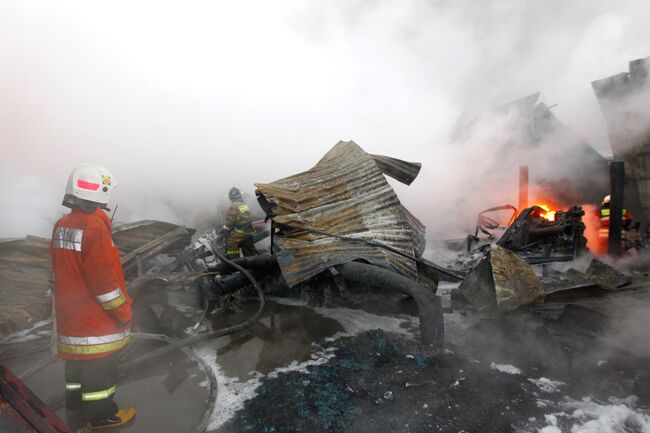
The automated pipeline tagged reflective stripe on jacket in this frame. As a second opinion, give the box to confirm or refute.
[224,201,254,235]
[599,208,631,227]
[51,208,132,360]
[598,208,631,240]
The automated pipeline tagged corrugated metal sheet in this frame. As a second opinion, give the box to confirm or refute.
[255,141,425,287]
[370,154,422,186]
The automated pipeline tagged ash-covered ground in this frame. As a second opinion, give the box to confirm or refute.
[196,282,650,433]
[5,273,650,433]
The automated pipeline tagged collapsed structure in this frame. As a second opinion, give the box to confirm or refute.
[449,58,650,314]
[592,56,650,225]
[1,58,650,433]
[453,92,610,207]
[194,141,445,347]
[255,141,428,287]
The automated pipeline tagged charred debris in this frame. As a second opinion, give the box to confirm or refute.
[184,140,445,350]
[2,140,647,363]
[1,57,650,433]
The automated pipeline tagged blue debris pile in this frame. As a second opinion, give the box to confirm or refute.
[221,330,543,433]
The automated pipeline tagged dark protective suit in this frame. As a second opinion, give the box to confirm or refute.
[223,201,257,259]
[595,205,632,255]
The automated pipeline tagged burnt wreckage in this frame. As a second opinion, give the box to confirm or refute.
[2,59,650,433]
[470,204,588,262]
[452,204,588,313]
[188,141,445,348]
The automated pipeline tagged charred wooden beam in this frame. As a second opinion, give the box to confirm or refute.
[518,165,529,211]
[608,161,625,255]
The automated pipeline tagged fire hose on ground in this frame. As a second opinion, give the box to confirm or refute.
[18,243,446,430]
[20,250,266,375]
[203,255,445,349]
[17,249,266,433]
[119,249,266,370]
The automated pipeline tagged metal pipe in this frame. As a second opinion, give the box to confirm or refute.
[212,257,445,347]
[608,161,625,255]
[214,268,271,295]
[209,255,280,275]
[519,165,529,211]
[528,224,571,237]
[335,261,444,349]
[524,256,574,265]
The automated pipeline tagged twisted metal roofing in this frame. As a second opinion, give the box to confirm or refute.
[255,141,425,287]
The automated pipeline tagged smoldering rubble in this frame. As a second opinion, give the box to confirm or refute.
[2,59,650,433]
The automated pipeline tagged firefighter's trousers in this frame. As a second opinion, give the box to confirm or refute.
[65,351,119,423]
[225,233,257,259]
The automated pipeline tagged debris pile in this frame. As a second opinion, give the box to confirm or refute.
[496,205,587,260]
[254,140,427,286]
[191,141,445,347]
[2,58,650,432]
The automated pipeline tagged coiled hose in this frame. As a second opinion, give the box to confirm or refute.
[119,249,265,371]
[21,251,265,379]
[20,251,263,433]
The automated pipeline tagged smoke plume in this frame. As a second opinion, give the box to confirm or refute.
[1,0,649,239]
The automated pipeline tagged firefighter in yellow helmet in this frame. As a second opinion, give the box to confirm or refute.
[221,187,257,259]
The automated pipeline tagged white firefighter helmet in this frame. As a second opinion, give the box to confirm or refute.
[63,163,117,206]
[602,194,611,206]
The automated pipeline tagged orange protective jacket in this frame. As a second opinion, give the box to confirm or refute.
[50,208,132,360]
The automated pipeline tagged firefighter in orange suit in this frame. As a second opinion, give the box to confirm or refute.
[596,194,632,254]
[50,163,135,430]
[222,187,258,259]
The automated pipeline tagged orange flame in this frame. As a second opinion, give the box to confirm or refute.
[536,204,556,222]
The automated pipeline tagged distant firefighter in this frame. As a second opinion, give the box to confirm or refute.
[50,163,135,430]
[595,194,632,254]
[221,187,258,259]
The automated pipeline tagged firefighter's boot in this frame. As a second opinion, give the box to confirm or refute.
[85,407,136,430]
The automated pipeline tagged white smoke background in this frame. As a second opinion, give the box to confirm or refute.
[594,61,650,152]
[0,175,60,238]
[1,0,649,240]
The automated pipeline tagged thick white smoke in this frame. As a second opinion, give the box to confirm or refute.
[0,0,649,239]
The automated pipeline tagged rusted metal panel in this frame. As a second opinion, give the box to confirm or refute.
[490,244,544,310]
[459,244,543,313]
[255,141,425,287]
[369,154,422,186]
